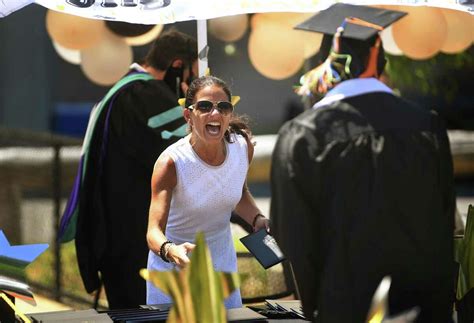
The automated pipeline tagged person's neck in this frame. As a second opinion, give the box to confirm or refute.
[144,65,165,80]
[189,136,227,166]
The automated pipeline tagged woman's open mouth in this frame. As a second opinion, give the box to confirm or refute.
[206,122,221,135]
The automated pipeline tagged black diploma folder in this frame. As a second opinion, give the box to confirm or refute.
[239,229,285,269]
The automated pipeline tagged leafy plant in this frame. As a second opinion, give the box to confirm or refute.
[385,47,474,104]
[456,205,474,300]
[141,232,240,323]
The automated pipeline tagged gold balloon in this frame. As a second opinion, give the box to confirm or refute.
[251,13,321,59]
[251,12,311,30]
[80,30,133,86]
[209,14,249,42]
[440,9,473,54]
[125,24,164,46]
[392,6,447,60]
[248,21,305,80]
[250,13,263,30]
[370,4,400,10]
[46,10,106,50]
[297,29,323,59]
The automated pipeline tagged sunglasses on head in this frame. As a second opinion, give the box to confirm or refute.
[188,100,234,115]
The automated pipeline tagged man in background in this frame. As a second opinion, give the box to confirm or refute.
[270,4,455,322]
[59,29,197,309]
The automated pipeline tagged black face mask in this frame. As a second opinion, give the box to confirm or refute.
[163,66,183,99]
[164,65,196,99]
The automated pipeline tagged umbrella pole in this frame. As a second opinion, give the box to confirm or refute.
[197,19,208,77]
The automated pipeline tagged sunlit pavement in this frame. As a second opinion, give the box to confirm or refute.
[16,294,72,315]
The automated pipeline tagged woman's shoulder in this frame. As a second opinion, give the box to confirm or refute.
[152,152,177,189]
[165,135,190,150]
[162,135,191,160]
[229,132,253,162]
[230,132,249,145]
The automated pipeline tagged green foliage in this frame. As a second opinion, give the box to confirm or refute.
[26,241,100,308]
[26,236,277,310]
[233,236,249,253]
[386,47,474,103]
[456,205,474,300]
[141,232,240,323]
[0,261,27,281]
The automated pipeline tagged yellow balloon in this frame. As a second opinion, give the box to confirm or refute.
[209,14,249,43]
[248,21,305,80]
[440,9,473,54]
[46,10,106,50]
[392,6,447,60]
[80,30,133,86]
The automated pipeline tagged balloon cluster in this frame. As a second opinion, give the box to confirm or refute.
[377,5,473,60]
[209,8,473,80]
[48,7,473,84]
[46,10,163,86]
[208,13,323,81]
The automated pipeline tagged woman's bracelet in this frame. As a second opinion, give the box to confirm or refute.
[164,242,174,261]
[159,240,173,263]
[252,213,266,228]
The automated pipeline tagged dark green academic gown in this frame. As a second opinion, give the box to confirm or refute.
[67,67,186,309]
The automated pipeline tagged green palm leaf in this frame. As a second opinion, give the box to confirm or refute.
[141,232,240,323]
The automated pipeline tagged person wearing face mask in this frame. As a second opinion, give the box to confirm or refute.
[58,29,198,309]
[146,75,270,308]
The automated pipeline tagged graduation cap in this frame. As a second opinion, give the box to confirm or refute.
[295,3,407,41]
[294,4,407,98]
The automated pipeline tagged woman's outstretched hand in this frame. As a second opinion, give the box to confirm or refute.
[166,242,196,268]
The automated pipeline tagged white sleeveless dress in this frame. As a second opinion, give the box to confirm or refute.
[146,133,249,309]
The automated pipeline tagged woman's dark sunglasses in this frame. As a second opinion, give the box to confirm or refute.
[188,100,234,115]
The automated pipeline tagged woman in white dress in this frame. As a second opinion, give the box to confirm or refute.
[146,75,270,308]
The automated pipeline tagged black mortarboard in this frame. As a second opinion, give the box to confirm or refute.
[295,3,407,41]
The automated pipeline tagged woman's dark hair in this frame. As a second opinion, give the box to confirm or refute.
[185,75,252,143]
[144,29,197,70]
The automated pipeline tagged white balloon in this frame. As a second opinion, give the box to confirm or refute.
[125,24,164,46]
[380,26,403,56]
[52,41,81,65]
[81,31,133,86]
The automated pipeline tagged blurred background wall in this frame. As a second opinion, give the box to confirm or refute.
[0,5,308,136]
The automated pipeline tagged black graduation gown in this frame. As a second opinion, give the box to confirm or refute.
[270,91,455,322]
[75,75,185,308]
